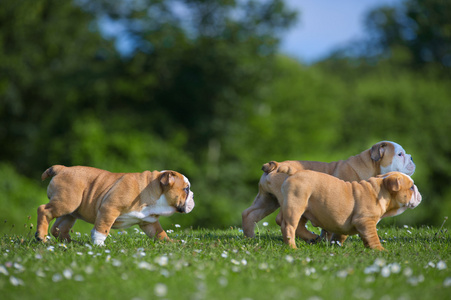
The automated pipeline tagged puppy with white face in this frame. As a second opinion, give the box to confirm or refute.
[36,165,195,246]
[242,141,416,238]
[280,171,422,250]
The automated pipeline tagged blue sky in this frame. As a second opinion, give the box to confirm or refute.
[279,0,402,63]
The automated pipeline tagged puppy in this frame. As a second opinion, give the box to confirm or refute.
[280,171,422,250]
[242,141,416,238]
[36,165,194,246]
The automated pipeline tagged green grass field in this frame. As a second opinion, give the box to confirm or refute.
[1,223,450,300]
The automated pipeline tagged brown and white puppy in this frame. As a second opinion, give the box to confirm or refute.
[36,165,195,246]
[280,171,422,250]
[242,141,416,238]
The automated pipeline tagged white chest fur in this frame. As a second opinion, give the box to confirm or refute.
[113,195,176,229]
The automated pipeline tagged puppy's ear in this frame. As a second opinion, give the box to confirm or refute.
[383,174,401,192]
[160,171,175,187]
[370,142,387,162]
[262,161,278,174]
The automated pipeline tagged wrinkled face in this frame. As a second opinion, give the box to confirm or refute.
[380,172,422,218]
[372,141,416,176]
[160,171,195,214]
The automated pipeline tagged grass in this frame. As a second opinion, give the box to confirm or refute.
[0,223,450,300]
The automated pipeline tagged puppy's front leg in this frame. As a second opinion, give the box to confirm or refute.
[92,206,121,246]
[281,220,297,249]
[140,221,172,242]
[355,220,385,251]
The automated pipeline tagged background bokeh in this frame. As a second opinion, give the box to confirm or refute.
[1,0,450,234]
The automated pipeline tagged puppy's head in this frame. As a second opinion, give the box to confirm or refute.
[379,172,422,218]
[159,171,195,214]
[370,141,416,176]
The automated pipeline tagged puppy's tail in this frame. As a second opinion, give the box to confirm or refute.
[41,165,65,181]
[262,161,279,174]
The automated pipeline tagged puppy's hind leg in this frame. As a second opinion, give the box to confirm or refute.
[51,215,77,242]
[242,190,279,238]
[36,201,78,242]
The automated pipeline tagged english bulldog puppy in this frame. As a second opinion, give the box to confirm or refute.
[280,171,422,250]
[242,141,416,238]
[36,165,194,246]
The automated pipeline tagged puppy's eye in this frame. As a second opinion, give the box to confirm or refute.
[398,152,404,157]
[184,187,190,193]
[410,185,414,191]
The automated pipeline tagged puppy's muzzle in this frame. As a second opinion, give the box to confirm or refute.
[177,191,195,213]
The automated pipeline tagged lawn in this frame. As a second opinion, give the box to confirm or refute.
[0,223,450,300]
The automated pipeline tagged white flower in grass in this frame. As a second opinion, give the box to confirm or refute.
[13,263,25,273]
[47,246,55,252]
[154,283,168,297]
[427,261,435,268]
[175,224,181,228]
[258,263,268,270]
[76,252,83,256]
[364,265,379,274]
[10,276,24,286]
[305,267,316,276]
[160,269,170,278]
[230,259,240,265]
[444,277,451,287]
[74,275,84,282]
[58,243,67,249]
[0,265,9,276]
[336,270,348,278]
[285,255,294,263]
[167,230,174,233]
[389,263,401,274]
[52,273,63,282]
[137,261,156,271]
[112,259,122,267]
[437,261,447,270]
[35,254,42,259]
[262,222,269,227]
[218,276,228,287]
[84,243,92,250]
[63,268,73,279]
[241,259,247,266]
[35,269,45,277]
[85,266,94,274]
[381,266,391,277]
[221,251,228,258]
[403,267,413,277]
[374,258,386,267]
[155,256,168,266]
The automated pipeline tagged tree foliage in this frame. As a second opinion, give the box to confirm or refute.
[1,0,450,232]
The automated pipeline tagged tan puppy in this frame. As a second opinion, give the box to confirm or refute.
[36,165,195,246]
[242,141,416,238]
[280,171,422,250]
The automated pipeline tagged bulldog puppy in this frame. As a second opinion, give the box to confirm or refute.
[36,165,195,246]
[280,171,422,250]
[242,141,416,238]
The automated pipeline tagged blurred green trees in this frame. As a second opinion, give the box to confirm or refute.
[1,0,450,233]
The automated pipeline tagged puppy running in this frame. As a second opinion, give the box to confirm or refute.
[36,165,194,246]
[280,170,421,250]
